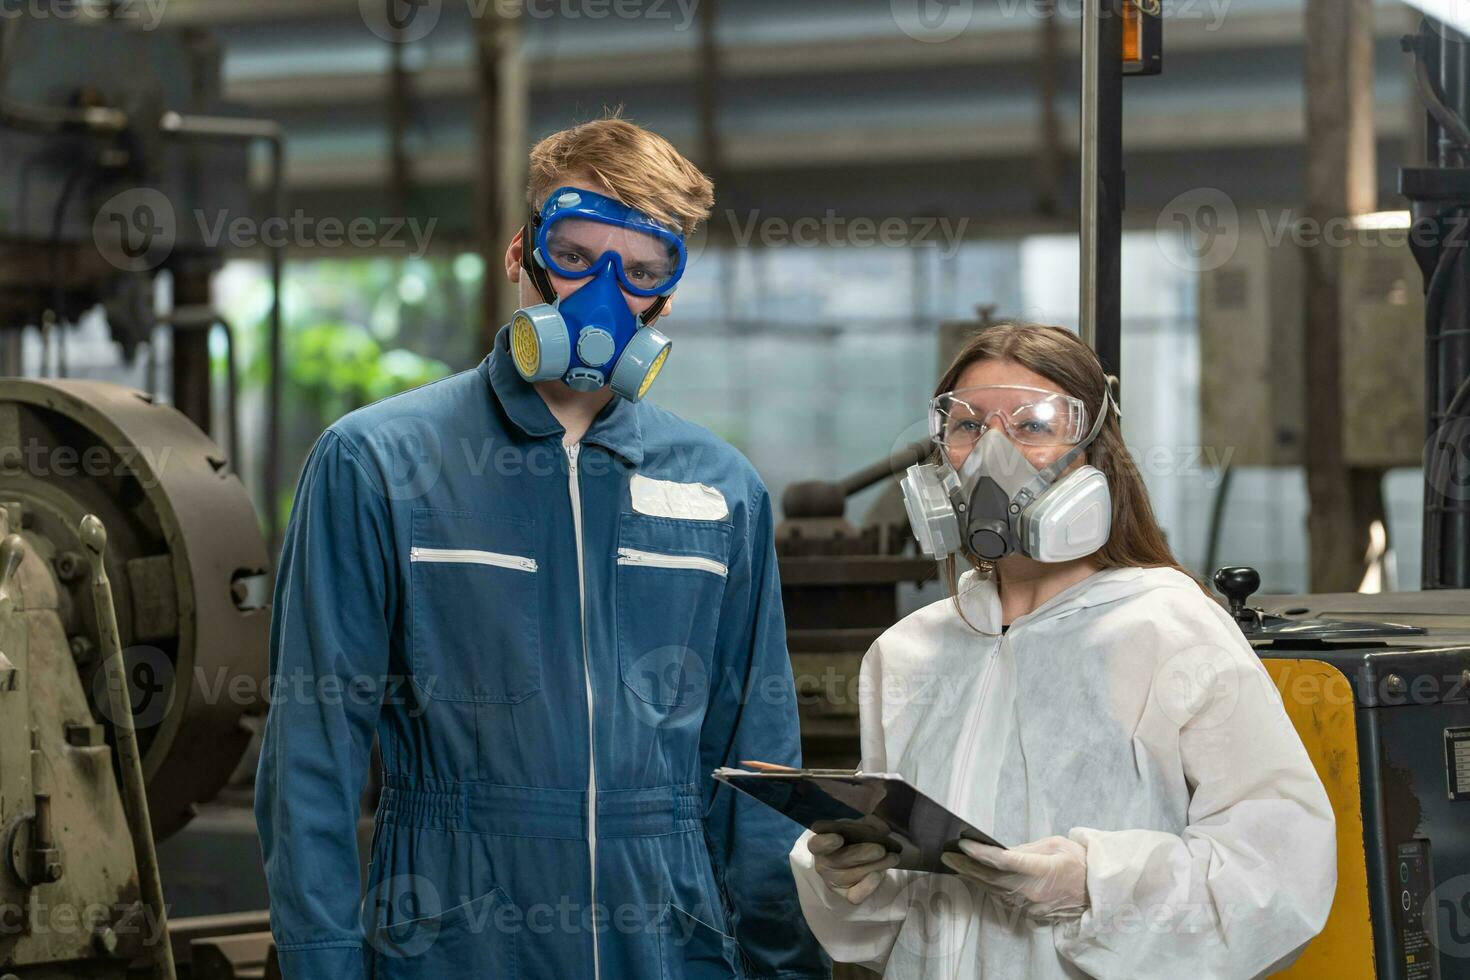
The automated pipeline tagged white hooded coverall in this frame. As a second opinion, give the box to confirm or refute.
[789,565,1337,979]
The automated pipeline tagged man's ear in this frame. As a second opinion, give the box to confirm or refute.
[504,228,524,284]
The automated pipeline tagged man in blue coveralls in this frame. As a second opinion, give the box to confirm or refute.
[254,115,832,979]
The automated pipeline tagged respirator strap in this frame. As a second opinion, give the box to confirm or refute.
[1010,385,1114,513]
[638,294,670,324]
[520,215,559,306]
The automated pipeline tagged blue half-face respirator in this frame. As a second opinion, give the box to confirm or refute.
[511,187,687,401]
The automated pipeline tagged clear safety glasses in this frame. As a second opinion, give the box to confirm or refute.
[535,187,686,297]
[929,385,1091,449]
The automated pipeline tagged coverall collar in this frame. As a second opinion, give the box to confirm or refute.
[483,324,646,466]
[958,564,1148,634]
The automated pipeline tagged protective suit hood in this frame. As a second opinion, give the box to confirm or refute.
[949,564,1153,634]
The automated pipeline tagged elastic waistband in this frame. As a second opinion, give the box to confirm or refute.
[377,778,704,840]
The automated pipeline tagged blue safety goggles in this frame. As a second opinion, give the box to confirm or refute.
[531,186,687,298]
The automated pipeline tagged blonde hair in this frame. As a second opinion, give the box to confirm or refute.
[933,321,1208,611]
[526,112,714,237]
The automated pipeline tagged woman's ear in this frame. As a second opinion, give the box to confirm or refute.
[504,228,524,284]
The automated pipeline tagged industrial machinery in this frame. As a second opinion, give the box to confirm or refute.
[1216,569,1470,980]
[1250,17,1470,974]
[0,11,284,977]
[0,11,285,546]
[776,309,1000,770]
[776,447,934,770]
[0,378,271,978]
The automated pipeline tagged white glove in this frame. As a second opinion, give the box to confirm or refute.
[939,835,1089,921]
[806,833,901,905]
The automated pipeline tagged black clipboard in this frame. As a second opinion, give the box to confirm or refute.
[712,765,1006,873]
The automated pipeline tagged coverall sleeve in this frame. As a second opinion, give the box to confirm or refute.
[788,639,920,975]
[254,429,395,980]
[700,484,832,979]
[1054,604,1338,979]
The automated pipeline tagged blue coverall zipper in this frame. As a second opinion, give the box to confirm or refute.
[565,441,601,980]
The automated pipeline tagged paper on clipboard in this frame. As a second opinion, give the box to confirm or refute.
[712,763,1005,873]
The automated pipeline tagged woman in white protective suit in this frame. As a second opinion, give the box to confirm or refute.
[789,322,1337,979]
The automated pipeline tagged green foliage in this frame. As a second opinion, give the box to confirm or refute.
[219,255,483,538]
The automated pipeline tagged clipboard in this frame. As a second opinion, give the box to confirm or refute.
[712,762,1006,873]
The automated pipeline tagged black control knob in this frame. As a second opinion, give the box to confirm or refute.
[1213,566,1261,628]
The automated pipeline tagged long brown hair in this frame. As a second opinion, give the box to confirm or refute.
[934,321,1206,612]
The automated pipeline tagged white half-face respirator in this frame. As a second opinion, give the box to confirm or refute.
[901,385,1116,565]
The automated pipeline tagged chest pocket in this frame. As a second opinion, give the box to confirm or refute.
[616,513,733,707]
[409,509,540,704]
